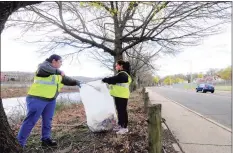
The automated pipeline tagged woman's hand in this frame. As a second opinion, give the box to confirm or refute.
[61,71,65,76]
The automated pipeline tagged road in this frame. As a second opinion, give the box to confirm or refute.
[149,87,231,128]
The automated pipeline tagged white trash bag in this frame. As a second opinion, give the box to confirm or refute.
[80,80,117,132]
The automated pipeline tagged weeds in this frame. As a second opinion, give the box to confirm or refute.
[12,89,177,153]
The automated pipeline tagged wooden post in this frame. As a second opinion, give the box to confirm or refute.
[142,87,145,93]
[142,87,145,97]
[142,87,146,105]
[148,104,162,153]
[144,92,149,114]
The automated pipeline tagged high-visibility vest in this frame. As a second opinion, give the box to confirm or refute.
[28,75,64,99]
[109,71,132,99]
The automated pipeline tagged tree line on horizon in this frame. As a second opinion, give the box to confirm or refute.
[153,66,232,85]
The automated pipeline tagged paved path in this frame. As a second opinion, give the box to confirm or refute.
[150,87,231,128]
[147,87,231,153]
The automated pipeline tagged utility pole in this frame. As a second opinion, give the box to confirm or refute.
[190,61,192,89]
[169,77,171,87]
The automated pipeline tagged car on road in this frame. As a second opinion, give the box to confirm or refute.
[196,83,215,93]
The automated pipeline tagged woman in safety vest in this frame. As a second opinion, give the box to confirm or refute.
[17,54,82,148]
[102,60,132,135]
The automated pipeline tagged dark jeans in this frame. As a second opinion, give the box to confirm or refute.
[114,97,128,128]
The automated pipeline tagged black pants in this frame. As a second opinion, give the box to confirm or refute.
[114,97,128,128]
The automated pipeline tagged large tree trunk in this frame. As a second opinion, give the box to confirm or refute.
[113,7,123,75]
[0,98,22,153]
[0,2,42,33]
[130,76,137,92]
[0,2,42,152]
[137,76,141,88]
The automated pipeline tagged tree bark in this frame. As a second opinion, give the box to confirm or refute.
[0,2,42,33]
[130,75,137,92]
[148,104,162,153]
[112,1,124,75]
[0,2,42,152]
[0,98,22,153]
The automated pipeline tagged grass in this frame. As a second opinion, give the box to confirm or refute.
[183,84,196,90]
[214,86,231,91]
[20,90,151,153]
[183,85,231,91]
[55,102,67,113]
[1,86,79,99]
[11,89,177,153]
[55,102,77,114]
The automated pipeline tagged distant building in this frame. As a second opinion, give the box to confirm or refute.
[0,72,6,81]
[195,75,223,84]
[0,72,34,82]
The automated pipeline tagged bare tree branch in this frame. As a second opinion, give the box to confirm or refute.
[6,1,231,72]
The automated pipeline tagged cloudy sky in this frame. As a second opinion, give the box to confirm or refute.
[1,27,113,78]
[1,21,231,78]
[156,23,231,77]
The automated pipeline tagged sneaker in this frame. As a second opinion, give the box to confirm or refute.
[41,138,57,147]
[113,125,121,131]
[116,128,128,135]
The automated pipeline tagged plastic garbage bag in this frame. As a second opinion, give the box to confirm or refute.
[80,80,117,132]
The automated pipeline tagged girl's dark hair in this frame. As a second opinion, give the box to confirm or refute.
[46,54,62,63]
[117,60,131,75]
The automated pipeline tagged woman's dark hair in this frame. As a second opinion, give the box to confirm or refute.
[46,54,62,63]
[117,60,131,75]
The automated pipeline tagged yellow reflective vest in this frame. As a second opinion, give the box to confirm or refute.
[110,71,132,99]
[28,75,64,99]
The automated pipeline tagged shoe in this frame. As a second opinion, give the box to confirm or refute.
[41,138,57,147]
[113,125,121,131]
[116,128,128,135]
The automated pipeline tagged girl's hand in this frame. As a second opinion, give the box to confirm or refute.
[102,78,107,83]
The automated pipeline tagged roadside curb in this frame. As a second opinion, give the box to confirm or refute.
[162,95,232,133]
[172,143,182,153]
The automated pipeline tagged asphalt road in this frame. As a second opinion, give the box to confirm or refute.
[150,87,231,128]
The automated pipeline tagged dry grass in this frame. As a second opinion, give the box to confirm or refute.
[12,89,177,153]
[1,86,79,98]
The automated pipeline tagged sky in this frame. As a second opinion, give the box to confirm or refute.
[1,27,113,78]
[156,23,231,77]
[1,22,231,78]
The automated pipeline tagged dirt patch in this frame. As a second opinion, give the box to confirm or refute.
[1,86,79,99]
[163,128,178,153]
[12,90,178,153]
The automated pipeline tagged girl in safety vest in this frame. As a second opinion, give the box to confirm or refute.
[102,60,132,135]
[17,54,82,148]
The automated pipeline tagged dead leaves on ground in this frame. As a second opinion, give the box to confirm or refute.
[19,90,150,153]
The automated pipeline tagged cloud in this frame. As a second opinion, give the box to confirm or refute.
[156,23,231,77]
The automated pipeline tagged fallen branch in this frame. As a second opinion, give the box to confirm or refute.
[36,121,86,128]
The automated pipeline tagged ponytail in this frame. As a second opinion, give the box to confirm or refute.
[46,54,62,63]
[123,61,131,75]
